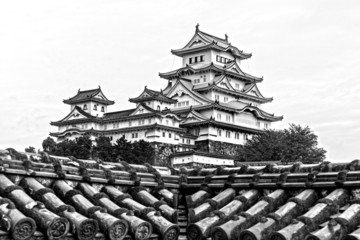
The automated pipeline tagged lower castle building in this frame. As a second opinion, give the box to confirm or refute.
[50,26,282,166]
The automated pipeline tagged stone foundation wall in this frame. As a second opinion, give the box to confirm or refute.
[195,140,242,156]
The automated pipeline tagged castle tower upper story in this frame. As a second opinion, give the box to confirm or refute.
[63,86,115,117]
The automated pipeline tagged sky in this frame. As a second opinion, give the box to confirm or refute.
[0,0,359,162]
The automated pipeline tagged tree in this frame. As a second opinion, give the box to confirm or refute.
[93,136,114,161]
[25,146,36,153]
[42,137,57,154]
[72,136,92,159]
[40,135,155,164]
[236,124,326,164]
[132,140,155,165]
[113,136,155,164]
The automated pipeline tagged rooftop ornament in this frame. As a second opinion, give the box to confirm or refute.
[195,23,199,32]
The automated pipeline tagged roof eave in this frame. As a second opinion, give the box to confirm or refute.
[63,98,115,105]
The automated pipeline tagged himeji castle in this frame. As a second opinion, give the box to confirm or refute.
[50,25,283,166]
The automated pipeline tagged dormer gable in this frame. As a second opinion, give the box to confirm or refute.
[182,110,208,124]
[243,84,266,98]
[214,75,236,91]
[130,103,156,116]
[166,79,212,106]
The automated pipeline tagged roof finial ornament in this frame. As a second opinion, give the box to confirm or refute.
[145,85,147,89]
[195,23,199,32]
[78,88,80,93]
[225,33,228,42]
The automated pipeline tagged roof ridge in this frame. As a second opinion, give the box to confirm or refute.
[104,108,136,115]
[198,30,227,43]
[78,87,100,94]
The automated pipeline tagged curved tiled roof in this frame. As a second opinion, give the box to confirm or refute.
[171,28,252,60]
[63,87,115,105]
[159,62,262,83]
[129,88,177,104]
[1,155,360,240]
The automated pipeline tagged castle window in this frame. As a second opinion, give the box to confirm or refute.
[104,125,107,130]
[235,133,239,139]
[132,133,138,138]
[101,106,105,112]
[162,132,166,137]
[166,120,169,125]
[224,97,228,102]
[256,121,260,127]
[186,139,190,144]
[200,55,204,62]
[217,113,221,120]
[157,106,160,111]
[235,83,240,89]
[194,129,200,136]
[217,130,222,136]
[226,131,231,138]
[93,105,97,111]
[244,134,248,140]
[216,55,231,64]
[129,121,132,127]
[226,115,231,122]
[83,104,88,110]
[169,133,172,138]
[215,95,219,101]
[189,58,192,64]
[264,123,269,129]
[148,119,151,124]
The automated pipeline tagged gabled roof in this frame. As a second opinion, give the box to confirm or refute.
[102,108,136,121]
[181,110,209,125]
[50,106,97,126]
[171,26,252,60]
[129,87,177,104]
[166,79,213,105]
[171,101,282,122]
[242,83,270,99]
[159,61,263,83]
[100,104,182,123]
[130,103,157,116]
[63,86,115,105]
[240,105,284,122]
[193,75,273,104]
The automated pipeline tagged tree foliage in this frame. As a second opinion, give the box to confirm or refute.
[25,146,36,153]
[236,124,326,164]
[42,135,155,165]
